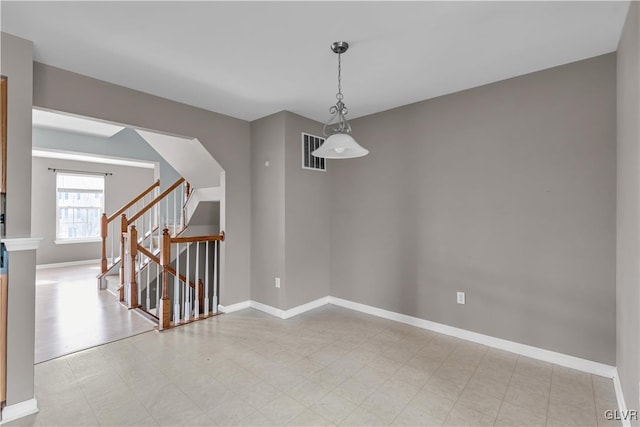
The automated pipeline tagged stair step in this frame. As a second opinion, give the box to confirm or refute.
[104,274,120,296]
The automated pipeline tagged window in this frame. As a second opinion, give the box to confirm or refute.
[56,173,104,243]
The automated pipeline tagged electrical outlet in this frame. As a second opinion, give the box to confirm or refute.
[457,292,465,305]
[275,277,281,288]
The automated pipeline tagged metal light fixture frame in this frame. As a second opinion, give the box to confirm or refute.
[312,41,369,159]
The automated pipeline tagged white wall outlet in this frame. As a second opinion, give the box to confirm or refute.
[457,291,466,304]
[275,277,281,288]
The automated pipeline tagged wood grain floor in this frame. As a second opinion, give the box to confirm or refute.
[35,264,155,363]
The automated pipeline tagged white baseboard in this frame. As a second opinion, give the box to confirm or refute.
[250,300,286,318]
[36,259,100,270]
[612,369,631,427]
[219,297,330,320]
[1,398,38,424]
[218,300,251,314]
[280,297,330,319]
[326,296,616,379]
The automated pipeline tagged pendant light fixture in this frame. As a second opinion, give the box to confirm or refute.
[312,41,369,159]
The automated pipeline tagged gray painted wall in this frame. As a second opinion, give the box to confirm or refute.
[250,112,286,309]
[31,157,154,265]
[33,127,180,192]
[283,113,330,310]
[0,32,37,406]
[250,111,329,310]
[330,54,617,365]
[32,63,251,305]
[617,1,640,417]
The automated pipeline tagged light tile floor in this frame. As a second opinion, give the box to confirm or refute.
[10,305,619,426]
[35,265,156,363]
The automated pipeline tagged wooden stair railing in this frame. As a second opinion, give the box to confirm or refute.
[159,228,225,330]
[100,179,159,275]
[137,245,205,315]
[98,177,189,290]
[120,226,223,329]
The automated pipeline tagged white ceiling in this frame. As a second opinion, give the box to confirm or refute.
[1,1,630,122]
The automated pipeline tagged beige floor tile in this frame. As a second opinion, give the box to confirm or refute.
[25,306,618,427]
[505,376,550,412]
[339,406,388,426]
[223,409,267,426]
[408,388,456,423]
[287,408,335,426]
[392,403,442,426]
[349,364,391,389]
[361,388,411,423]
[406,355,443,375]
[464,372,510,400]
[286,378,331,408]
[259,393,306,425]
[495,400,546,427]
[547,401,597,426]
[455,388,503,418]
[514,357,553,380]
[206,394,258,426]
[443,401,496,426]
[333,376,376,405]
[3,413,41,427]
[93,397,153,426]
[311,392,358,424]
[422,373,466,401]
[550,382,597,412]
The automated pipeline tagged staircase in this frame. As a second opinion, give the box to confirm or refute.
[97,178,224,330]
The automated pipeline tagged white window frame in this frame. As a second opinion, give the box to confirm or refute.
[55,172,105,244]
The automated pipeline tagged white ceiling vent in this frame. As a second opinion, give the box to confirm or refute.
[302,133,326,172]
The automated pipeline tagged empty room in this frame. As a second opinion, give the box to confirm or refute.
[0,1,638,426]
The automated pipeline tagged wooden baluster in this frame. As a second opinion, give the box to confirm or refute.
[198,278,204,315]
[159,228,171,330]
[119,214,127,302]
[101,213,108,273]
[155,262,160,316]
[204,241,209,316]
[122,233,128,304]
[129,225,138,308]
[174,243,180,323]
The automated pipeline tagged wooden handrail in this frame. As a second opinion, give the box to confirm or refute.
[128,178,185,224]
[170,231,225,244]
[107,179,160,223]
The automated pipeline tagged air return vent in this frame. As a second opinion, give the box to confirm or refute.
[302,133,326,171]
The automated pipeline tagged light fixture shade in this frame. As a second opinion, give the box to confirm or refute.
[312,133,369,159]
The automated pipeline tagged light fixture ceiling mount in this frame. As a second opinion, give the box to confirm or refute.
[312,41,369,159]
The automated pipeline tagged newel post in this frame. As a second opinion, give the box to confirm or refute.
[128,225,138,308]
[100,213,108,274]
[159,228,172,330]
[119,214,128,302]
